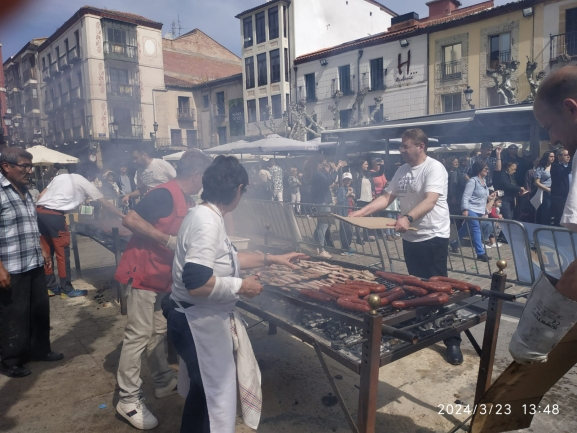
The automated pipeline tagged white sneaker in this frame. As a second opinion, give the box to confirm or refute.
[495,242,503,248]
[117,399,158,430]
[318,250,332,259]
[155,377,178,399]
[485,244,492,249]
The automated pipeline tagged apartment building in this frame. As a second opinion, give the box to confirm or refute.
[2,39,46,147]
[155,29,243,150]
[36,6,164,160]
[235,0,397,137]
[543,0,577,73]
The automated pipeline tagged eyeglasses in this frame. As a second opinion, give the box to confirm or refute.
[10,163,35,173]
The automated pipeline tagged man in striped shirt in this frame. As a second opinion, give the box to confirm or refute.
[0,148,63,378]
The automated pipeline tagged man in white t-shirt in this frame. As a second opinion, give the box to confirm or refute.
[122,148,176,204]
[509,66,577,364]
[350,128,461,364]
[36,165,124,297]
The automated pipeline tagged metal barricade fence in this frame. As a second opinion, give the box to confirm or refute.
[533,226,577,279]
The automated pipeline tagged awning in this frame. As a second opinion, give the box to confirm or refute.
[27,145,79,165]
[320,104,547,144]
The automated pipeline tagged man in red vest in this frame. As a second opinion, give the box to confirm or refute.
[114,150,213,430]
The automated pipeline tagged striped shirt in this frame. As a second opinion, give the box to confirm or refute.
[0,173,44,273]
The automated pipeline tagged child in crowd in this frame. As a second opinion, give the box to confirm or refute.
[336,172,357,255]
[482,196,503,248]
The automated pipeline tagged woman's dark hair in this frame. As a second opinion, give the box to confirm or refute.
[471,161,487,177]
[504,160,518,171]
[445,156,458,171]
[201,155,249,205]
[538,151,555,168]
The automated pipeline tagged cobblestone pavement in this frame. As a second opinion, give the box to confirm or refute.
[1,235,575,433]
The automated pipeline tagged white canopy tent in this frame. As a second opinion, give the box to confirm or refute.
[27,145,79,165]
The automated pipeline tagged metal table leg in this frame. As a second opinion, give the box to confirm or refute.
[69,214,82,279]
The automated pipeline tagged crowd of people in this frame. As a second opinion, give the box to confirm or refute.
[1,66,577,433]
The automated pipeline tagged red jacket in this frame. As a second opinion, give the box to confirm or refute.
[114,180,190,292]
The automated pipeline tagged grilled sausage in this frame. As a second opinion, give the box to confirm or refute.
[374,271,404,286]
[299,289,333,303]
[320,286,352,299]
[405,279,454,294]
[402,285,429,297]
[337,297,371,312]
[325,285,361,297]
[330,284,370,297]
[428,276,481,293]
[392,292,450,309]
[345,281,387,293]
[379,289,406,306]
[362,286,404,300]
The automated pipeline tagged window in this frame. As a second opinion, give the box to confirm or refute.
[271,94,282,119]
[369,58,384,90]
[442,93,462,112]
[284,48,289,82]
[283,6,287,38]
[257,53,267,86]
[203,95,209,108]
[108,68,136,97]
[286,94,290,113]
[55,46,60,60]
[108,27,127,45]
[186,130,197,147]
[178,96,191,118]
[103,21,137,58]
[64,39,69,54]
[217,126,227,145]
[566,8,577,55]
[75,30,80,57]
[259,97,269,121]
[339,109,352,128]
[255,12,266,44]
[42,58,46,70]
[339,65,353,95]
[487,86,506,107]
[247,99,257,122]
[488,33,511,69]
[305,73,316,102]
[442,43,462,80]
[270,49,280,83]
[369,104,384,122]
[243,17,253,48]
[216,91,225,115]
[110,106,141,137]
[245,57,255,89]
[269,7,279,40]
[171,129,183,146]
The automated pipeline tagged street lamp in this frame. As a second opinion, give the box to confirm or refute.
[110,120,119,139]
[463,86,475,109]
[150,121,159,145]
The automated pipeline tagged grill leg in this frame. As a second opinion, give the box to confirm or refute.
[357,313,383,433]
[69,214,82,279]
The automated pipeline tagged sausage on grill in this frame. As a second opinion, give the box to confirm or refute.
[337,297,371,312]
[362,286,404,300]
[299,289,333,303]
[374,271,404,286]
[379,289,406,306]
[330,284,370,297]
[320,286,352,299]
[428,276,481,292]
[392,292,450,309]
[345,281,387,293]
[402,285,429,297]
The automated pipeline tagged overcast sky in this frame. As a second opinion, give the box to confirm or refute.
[1,0,509,60]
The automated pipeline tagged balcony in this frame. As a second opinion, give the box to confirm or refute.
[49,62,61,77]
[103,42,137,59]
[441,60,462,81]
[68,46,81,63]
[368,71,387,91]
[44,100,54,113]
[58,55,70,70]
[70,87,84,101]
[332,76,355,96]
[61,92,70,106]
[25,99,40,113]
[109,124,143,139]
[177,107,195,121]
[550,32,577,62]
[487,50,511,70]
[106,82,139,98]
[22,68,37,83]
[42,68,51,82]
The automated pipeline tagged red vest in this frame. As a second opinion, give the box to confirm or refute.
[114,180,190,292]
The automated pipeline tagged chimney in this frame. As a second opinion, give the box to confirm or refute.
[388,12,420,32]
[426,0,462,20]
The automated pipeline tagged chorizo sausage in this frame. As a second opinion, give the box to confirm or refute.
[405,279,454,294]
[325,285,361,297]
[345,281,387,293]
[320,286,352,299]
[379,289,406,306]
[330,284,370,297]
[428,276,481,292]
[337,297,371,312]
[392,292,450,309]
[299,289,333,303]
[402,285,429,297]
[362,286,404,300]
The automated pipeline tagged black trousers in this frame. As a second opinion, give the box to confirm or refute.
[403,237,461,345]
[551,196,567,227]
[0,267,51,367]
[167,308,210,433]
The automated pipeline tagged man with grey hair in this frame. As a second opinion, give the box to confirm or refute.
[550,147,572,226]
[0,148,63,378]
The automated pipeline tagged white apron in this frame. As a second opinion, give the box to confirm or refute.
[176,232,248,432]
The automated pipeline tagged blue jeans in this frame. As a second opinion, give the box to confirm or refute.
[457,211,485,256]
[384,212,396,236]
[167,309,210,433]
[480,220,494,242]
[314,206,330,248]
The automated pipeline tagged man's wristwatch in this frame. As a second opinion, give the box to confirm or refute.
[403,214,414,223]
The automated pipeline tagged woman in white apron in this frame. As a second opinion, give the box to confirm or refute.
[168,155,306,433]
